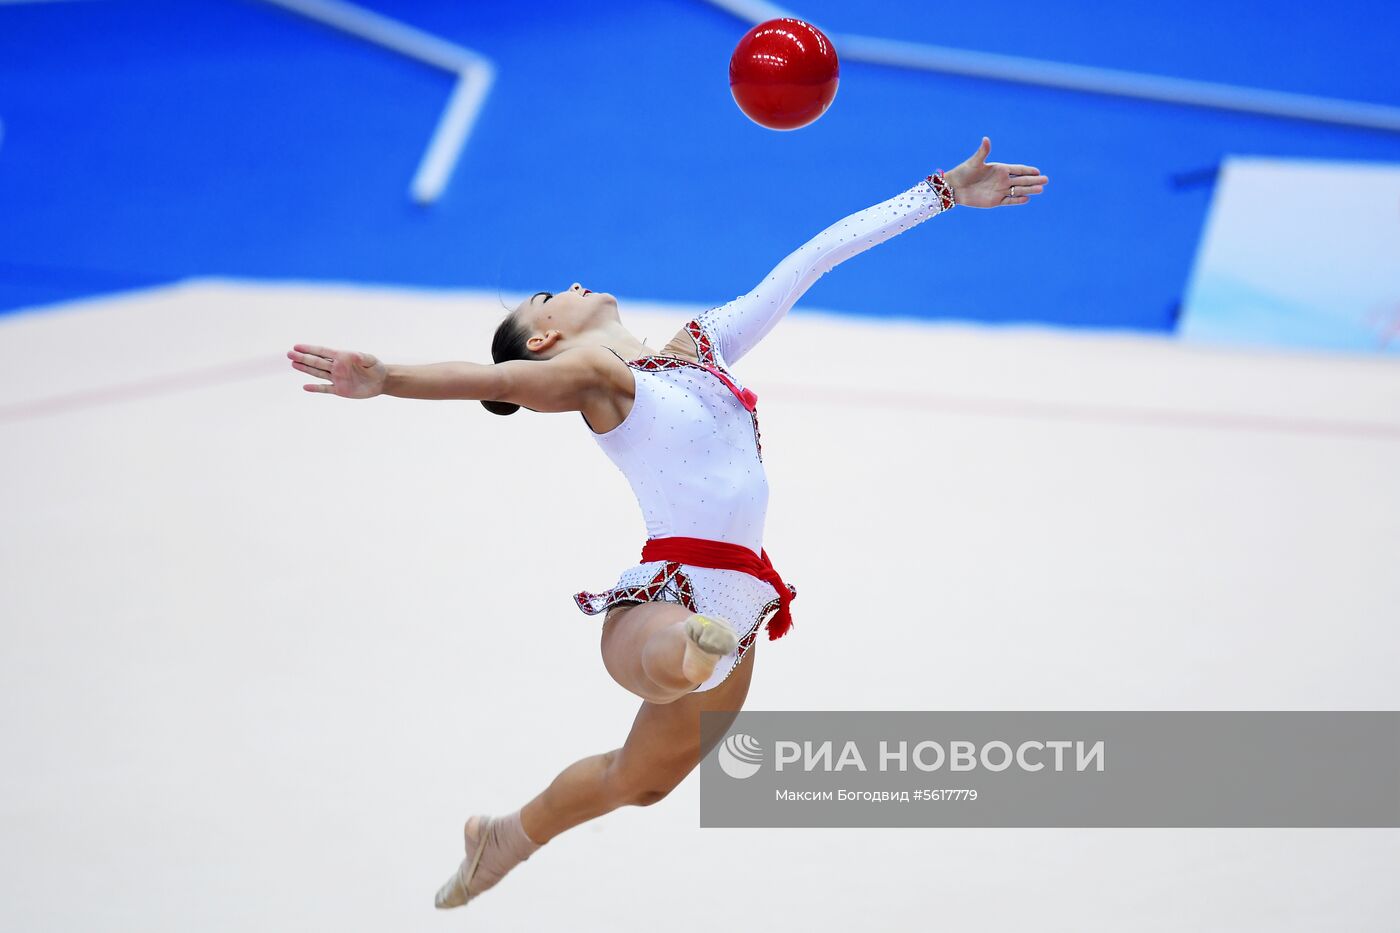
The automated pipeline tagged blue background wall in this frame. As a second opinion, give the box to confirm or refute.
[2,0,1398,328]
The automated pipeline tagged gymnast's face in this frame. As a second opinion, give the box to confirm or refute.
[514,283,619,357]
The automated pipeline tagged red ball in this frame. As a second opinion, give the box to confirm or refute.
[729,18,839,131]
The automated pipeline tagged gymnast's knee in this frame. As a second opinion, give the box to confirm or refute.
[616,773,676,807]
[606,759,685,807]
[630,787,670,807]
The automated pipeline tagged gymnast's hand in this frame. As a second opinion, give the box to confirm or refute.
[287,344,387,398]
[944,137,1048,208]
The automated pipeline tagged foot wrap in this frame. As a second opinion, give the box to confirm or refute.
[434,809,542,909]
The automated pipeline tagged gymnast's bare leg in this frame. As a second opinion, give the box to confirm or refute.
[526,606,755,841]
[434,603,754,908]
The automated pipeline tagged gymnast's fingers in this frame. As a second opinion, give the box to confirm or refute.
[288,349,329,369]
[291,360,330,378]
[291,344,338,367]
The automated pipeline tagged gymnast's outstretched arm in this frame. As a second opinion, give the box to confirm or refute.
[696,137,1047,365]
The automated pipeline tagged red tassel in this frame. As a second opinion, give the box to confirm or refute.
[766,605,794,640]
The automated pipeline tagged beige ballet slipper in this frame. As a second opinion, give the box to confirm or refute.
[434,815,492,909]
[434,810,541,910]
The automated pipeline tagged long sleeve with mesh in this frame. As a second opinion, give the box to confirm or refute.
[695,177,954,364]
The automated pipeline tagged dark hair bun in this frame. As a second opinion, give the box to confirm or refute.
[481,399,521,416]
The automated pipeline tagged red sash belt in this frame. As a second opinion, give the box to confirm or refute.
[640,535,795,640]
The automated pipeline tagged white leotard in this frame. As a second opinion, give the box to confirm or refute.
[586,176,955,556]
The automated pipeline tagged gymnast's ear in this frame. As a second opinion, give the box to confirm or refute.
[526,329,564,355]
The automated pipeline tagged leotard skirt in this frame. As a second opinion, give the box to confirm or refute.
[574,561,797,693]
